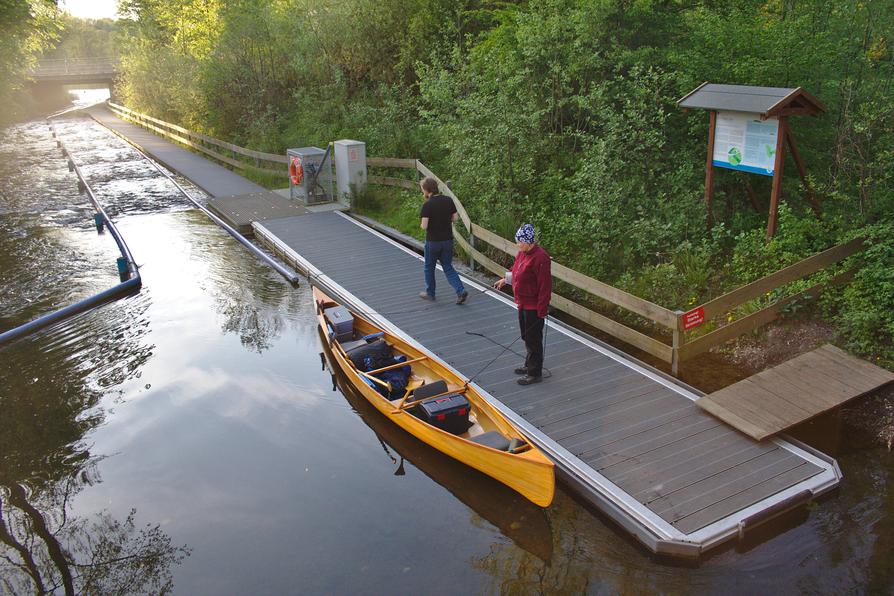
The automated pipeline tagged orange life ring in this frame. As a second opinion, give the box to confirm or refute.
[289,156,304,185]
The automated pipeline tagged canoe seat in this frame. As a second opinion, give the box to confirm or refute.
[469,431,511,451]
[407,379,448,403]
[393,377,425,402]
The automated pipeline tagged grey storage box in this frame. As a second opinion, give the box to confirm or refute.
[323,306,354,342]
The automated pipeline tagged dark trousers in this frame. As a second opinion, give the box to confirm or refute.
[518,309,544,377]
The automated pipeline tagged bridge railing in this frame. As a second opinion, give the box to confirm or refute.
[108,102,288,175]
[31,57,118,76]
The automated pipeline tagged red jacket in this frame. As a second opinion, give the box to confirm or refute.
[510,244,552,318]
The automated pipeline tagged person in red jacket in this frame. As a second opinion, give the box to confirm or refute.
[492,223,552,385]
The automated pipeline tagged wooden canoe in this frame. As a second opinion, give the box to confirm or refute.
[313,286,555,507]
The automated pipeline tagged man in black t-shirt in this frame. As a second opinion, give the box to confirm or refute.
[419,177,468,304]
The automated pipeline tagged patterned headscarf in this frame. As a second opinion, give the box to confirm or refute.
[515,223,536,244]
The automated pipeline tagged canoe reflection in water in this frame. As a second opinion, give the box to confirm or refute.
[319,334,554,563]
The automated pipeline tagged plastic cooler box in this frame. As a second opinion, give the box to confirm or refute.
[417,394,471,434]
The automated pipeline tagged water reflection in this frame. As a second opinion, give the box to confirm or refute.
[0,299,188,594]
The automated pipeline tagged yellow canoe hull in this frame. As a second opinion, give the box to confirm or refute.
[314,287,555,507]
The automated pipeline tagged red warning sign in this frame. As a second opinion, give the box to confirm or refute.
[682,307,705,330]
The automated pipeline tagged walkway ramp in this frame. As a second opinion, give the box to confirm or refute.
[86,105,266,198]
[206,191,306,235]
[254,211,841,558]
[698,344,894,440]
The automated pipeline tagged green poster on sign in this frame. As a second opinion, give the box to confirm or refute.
[712,111,779,176]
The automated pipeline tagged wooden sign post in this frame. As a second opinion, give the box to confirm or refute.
[678,83,825,239]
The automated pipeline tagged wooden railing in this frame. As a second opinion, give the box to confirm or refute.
[106,102,865,375]
[108,102,287,175]
[675,237,865,367]
[382,159,681,365]
[363,157,867,375]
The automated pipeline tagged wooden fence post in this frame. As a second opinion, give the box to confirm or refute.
[469,233,476,271]
[671,311,683,376]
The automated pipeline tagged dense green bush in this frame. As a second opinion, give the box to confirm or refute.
[110,0,894,364]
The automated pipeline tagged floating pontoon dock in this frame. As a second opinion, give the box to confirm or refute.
[86,105,843,558]
[254,211,841,558]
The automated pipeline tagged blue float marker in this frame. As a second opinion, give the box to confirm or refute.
[116,256,129,280]
[94,212,105,232]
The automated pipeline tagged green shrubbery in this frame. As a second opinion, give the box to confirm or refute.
[109,0,894,365]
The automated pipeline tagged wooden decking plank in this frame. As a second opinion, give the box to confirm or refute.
[649,450,807,517]
[785,357,879,398]
[748,367,844,409]
[724,378,814,424]
[806,345,894,388]
[635,444,783,506]
[513,372,646,419]
[565,405,695,455]
[746,371,844,413]
[604,424,743,480]
[672,463,821,533]
[587,415,721,471]
[609,429,766,495]
[763,363,861,406]
[697,398,773,440]
[699,383,796,436]
[525,378,662,427]
[493,358,628,399]
[540,390,678,438]
[536,385,672,434]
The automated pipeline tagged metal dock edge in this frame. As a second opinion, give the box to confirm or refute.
[253,213,842,558]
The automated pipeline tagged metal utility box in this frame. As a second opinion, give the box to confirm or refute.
[287,146,334,205]
[333,140,367,202]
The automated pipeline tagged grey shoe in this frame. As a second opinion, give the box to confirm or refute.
[419,291,435,301]
[517,375,542,386]
[513,367,528,375]
[455,290,468,305]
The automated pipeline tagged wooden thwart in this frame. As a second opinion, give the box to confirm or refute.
[696,344,894,440]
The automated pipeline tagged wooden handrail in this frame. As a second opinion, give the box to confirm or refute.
[695,236,864,321]
[453,231,673,361]
[470,223,678,328]
[367,157,416,169]
[109,101,288,165]
[679,269,856,361]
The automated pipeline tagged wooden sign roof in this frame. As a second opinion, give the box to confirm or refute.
[677,83,825,117]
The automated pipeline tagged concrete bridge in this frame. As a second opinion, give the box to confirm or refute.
[30,57,118,85]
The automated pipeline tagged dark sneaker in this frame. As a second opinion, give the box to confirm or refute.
[455,290,468,305]
[513,367,528,375]
[419,291,435,301]
[517,375,542,386]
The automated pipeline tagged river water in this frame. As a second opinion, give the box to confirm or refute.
[0,111,892,595]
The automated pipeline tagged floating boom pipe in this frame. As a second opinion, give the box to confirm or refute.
[0,120,143,346]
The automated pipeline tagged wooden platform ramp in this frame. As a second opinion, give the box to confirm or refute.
[697,344,894,440]
[253,211,843,559]
[207,190,307,235]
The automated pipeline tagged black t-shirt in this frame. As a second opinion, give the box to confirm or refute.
[420,194,456,242]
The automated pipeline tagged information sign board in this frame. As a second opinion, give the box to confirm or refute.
[712,111,779,176]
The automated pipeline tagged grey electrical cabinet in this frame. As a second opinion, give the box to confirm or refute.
[333,140,367,202]
[287,146,333,205]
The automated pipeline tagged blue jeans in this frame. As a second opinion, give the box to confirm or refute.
[424,240,465,298]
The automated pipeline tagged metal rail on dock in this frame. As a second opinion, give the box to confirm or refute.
[0,120,142,346]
